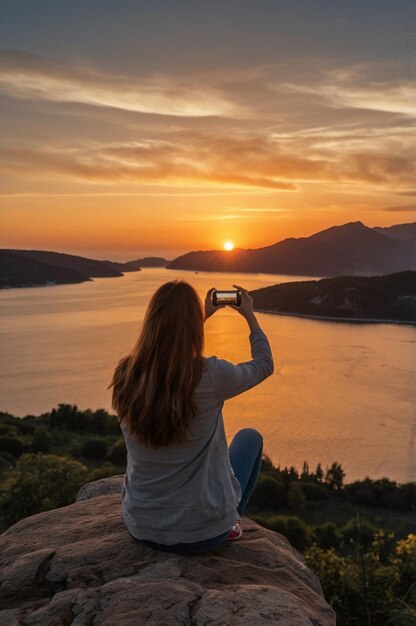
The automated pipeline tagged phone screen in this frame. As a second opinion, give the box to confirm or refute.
[213,290,241,306]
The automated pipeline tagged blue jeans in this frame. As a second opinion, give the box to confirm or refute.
[135,428,263,555]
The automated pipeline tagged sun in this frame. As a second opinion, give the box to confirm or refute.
[223,241,234,251]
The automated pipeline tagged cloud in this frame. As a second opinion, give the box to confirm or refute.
[0,48,241,118]
[0,138,296,190]
[1,129,415,192]
[382,204,416,212]
[1,51,415,193]
[280,62,416,117]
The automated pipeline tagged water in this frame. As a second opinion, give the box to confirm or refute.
[1,269,415,483]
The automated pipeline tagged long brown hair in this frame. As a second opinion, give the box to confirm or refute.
[108,280,205,447]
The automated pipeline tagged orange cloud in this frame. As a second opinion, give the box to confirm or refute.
[1,129,415,191]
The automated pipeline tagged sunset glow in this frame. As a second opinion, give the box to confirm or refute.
[224,241,234,251]
[0,2,415,260]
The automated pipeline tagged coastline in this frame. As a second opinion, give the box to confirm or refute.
[254,308,416,327]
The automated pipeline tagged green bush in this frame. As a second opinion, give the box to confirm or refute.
[306,533,416,625]
[314,521,342,549]
[300,481,330,501]
[0,455,13,472]
[263,514,312,551]
[288,482,306,513]
[305,545,363,624]
[80,439,108,460]
[87,463,120,481]
[107,438,127,466]
[31,428,52,453]
[249,475,286,510]
[341,517,378,548]
[0,453,88,526]
[0,424,14,436]
[0,451,15,465]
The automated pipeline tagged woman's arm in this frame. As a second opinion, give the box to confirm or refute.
[208,285,274,401]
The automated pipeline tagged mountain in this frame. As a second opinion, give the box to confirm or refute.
[373,222,416,241]
[125,256,169,269]
[250,271,416,323]
[168,222,416,277]
[0,251,89,288]
[0,249,139,289]
[2,249,139,277]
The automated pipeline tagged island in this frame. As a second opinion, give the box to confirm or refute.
[124,256,170,269]
[0,249,140,289]
[250,271,416,324]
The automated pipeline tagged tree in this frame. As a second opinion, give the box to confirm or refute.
[301,461,310,480]
[315,463,324,482]
[325,462,345,490]
[0,453,88,526]
[288,481,306,514]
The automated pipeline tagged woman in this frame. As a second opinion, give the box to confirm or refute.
[109,281,274,555]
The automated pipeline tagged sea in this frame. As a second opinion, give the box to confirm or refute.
[1,268,415,483]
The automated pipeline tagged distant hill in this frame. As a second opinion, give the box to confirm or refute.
[125,256,169,269]
[168,222,416,277]
[250,271,416,323]
[0,251,89,288]
[373,222,416,241]
[0,249,139,289]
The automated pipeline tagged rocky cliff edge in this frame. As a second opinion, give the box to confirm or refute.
[0,475,335,625]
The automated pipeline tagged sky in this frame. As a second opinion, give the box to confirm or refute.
[0,0,415,260]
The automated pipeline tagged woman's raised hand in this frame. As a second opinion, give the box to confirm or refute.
[204,286,259,331]
[204,287,224,320]
[232,284,260,331]
[231,284,254,318]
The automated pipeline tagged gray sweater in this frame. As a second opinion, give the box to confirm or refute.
[120,327,274,544]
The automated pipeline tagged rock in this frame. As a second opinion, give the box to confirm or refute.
[76,475,125,501]
[0,476,335,625]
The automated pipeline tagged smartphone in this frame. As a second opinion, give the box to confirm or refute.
[211,289,241,307]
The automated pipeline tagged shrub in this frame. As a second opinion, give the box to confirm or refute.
[249,475,286,510]
[107,438,127,465]
[263,515,312,551]
[391,533,416,598]
[0,451,16,465]
[300,481,330,501]
[345,481,373,505]
[341,517,378,548]
[15,419,36,435]
[314,521,342,549]
[88,463,120,481]
[80,439,108,460]
[305,545,363,623]
[31,428,52,453]
[0,453,88,526]
[0,455,13,472]
[288,482,306,513]
[0,436,24,457]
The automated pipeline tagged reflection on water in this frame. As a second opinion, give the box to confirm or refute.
[0,269,415,482]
